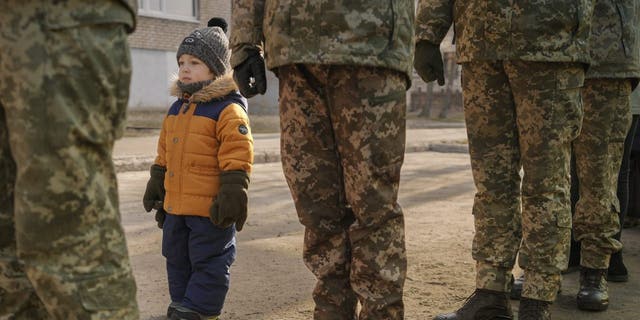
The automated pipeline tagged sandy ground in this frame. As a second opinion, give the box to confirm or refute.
[118,152,640,320]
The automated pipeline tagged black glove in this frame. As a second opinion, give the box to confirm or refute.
[233,50,267,98]
[143,164,166,212]
[210,171,249,231]
[414,40,445,86]
[155,208,167,229]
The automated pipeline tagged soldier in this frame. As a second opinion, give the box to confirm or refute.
[0,0,139,319]
[511,0,640,311]
[570,1,639,310]
[230,1,414,319]
[415,1,594,319]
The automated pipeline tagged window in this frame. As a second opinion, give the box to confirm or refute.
[138,0,198,21]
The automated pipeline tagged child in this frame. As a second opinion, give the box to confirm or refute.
[142,17,253,320]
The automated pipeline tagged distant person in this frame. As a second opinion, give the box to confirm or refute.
[569,2,639,310]
[0,1,139,318]
[511,1,640,312]
[230,1,414,319]
[415,1,593,319]
[627,88,640,229]
[143,18,254,320]
[608,89,640,282]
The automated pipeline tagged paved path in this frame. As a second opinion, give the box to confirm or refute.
[118,150,640,320]
[113,128,469,172]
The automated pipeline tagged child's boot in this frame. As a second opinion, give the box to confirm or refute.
[170,306,219,320]
[167,302,181,319]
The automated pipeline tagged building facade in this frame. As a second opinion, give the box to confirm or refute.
[128,0,230,109]
[128,1,460,118]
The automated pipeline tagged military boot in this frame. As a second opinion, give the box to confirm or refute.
[577,267,609,311]
[167,302,181,318]
[518,298,551,320]
[433,289,513,320]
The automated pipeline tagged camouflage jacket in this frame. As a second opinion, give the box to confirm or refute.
[586,0,640,79]
[43,0,136,33]
[230,0,415,81]
[416,0,594,64]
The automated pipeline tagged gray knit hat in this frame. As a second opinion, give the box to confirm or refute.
[177,18,230,77]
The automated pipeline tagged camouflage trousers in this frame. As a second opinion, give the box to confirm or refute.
[0,3,138,319]
[463,60,584,302]
[572,79,631,269]
[278,64,407,320]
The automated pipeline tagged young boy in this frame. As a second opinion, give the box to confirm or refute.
[143,18,253,320]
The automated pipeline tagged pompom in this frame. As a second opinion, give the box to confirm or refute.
[208,17,228,33]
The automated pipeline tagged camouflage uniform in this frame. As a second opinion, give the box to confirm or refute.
[417,0,594,302]
[0,1,139,319]
[572,0,640,270]
[231,1,414,319]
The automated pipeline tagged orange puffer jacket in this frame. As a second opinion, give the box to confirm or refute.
[154,73,253,217]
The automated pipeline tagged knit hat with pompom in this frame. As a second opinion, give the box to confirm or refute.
[176,17,230,77]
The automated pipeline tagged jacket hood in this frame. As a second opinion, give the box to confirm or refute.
[170,72,239,103]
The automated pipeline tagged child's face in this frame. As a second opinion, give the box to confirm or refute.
[178,54,214,84]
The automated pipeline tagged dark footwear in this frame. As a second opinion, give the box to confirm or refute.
[607,252,629,282]
[433,289,513,320]
[167,302,180,318]
[509,275,523,300]
[518,298,551,320]
[577,267,609,311]
[170,306,219,320]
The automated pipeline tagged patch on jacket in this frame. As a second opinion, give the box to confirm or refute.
[238,124,249,135]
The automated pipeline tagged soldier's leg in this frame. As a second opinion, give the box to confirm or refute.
[462,61,522,293]
[615,115,638,238]
[573,79,630,269]
[0,6,138,319]
[329,66,407,319]
[608,114,639,281]
[0,103,49,319]
[508,61,584,302]
[278,64,357,320]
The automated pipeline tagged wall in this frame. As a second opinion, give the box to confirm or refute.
[127,0,235,109]
[126,2,463,116]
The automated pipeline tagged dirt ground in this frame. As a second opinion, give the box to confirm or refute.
[118,152,640,320]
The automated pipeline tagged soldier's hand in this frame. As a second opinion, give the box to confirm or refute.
[414,40,445,86]
[233,50,267,98]
[143,164,166,212]
[209,171,249,231]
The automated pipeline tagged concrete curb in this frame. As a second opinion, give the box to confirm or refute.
[114,141,468,173]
